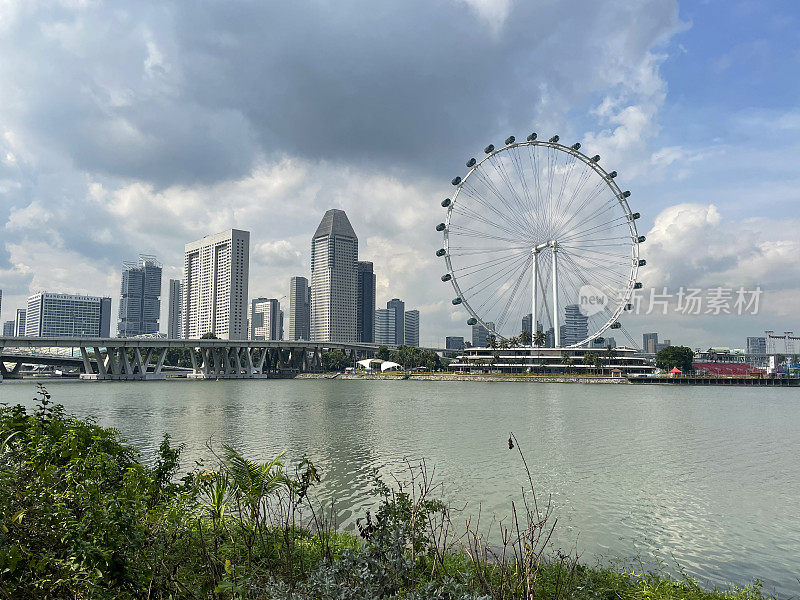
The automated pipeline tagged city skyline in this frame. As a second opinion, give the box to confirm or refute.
[0,2,798,347]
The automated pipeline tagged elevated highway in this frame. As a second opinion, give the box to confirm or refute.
[1,337,438,381]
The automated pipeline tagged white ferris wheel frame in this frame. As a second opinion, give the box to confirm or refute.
[442,138,642,348]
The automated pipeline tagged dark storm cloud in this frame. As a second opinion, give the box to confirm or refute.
[1,0,679,187]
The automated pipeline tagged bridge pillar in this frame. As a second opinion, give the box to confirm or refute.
[94,347,108,378]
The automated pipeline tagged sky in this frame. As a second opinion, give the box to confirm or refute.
[0,0,798,349]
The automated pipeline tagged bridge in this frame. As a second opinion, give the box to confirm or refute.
[0,337,396,381]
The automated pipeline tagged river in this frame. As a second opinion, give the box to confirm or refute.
[1,379,797,596]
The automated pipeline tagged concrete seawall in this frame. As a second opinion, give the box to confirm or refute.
[296,373,629,384]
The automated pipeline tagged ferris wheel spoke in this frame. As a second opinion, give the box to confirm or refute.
[472,255,532,316]
[459,253,531,299]
[553,179,611,238]
[564,195,625,236]
[460,180,533,239]
[550,151,580,226]
[558,214,632,245]
[485,157,537,235]
[559,253,632,290]
[471,165,534,235]
[495,261,531,331]
[451,203,529,241]
[448,226,532,245]
[452,248,531,273]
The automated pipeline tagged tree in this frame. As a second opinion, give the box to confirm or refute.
[321,349,350,372]
[561,350,572,371]
[509,336,520,348]
[519,329,532,346]
[655,345,694,373]
[533,330,545,348]
[487,335,498,349]
[582,351,598,374]
[376,345,390,361]
[201,332,219,339]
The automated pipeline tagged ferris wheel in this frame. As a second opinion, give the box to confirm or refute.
[436,133,645,347]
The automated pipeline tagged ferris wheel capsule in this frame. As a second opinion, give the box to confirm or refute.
[467,318,477,326]
[484,144,494,154]
[607,171,617,178]
[549,135,559,143]
[441,274,452,282]
[571,143,581,150]
[441,198,451,207]
[436,223,446,232]
[505,136,516,145]
[466,158,476,167]
[591,155,600,162]
[526,132,537,141]
[451,176,462,185]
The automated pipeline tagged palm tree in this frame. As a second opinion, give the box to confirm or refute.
[519,329,532,346]
[533,330,545,348]
[509,335,520,348]
[582,351,597,375]
[561,350,572,373]
[487,335,498,349]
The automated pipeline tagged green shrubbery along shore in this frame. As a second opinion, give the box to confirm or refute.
[1,385,770,600]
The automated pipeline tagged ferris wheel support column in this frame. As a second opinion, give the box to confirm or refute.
[531,249,538,348]
[552,240,560,347]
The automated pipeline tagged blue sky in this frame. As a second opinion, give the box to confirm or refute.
[0,0,797,348]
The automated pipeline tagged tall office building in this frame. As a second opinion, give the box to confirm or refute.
[404,309,419,347]
[562,304,588,346]
[522,313,532,336]
[167,279,183,339]
[375,308,395,345]
[183,229,250,340]
[643,332,658,354]
[288,276,311,341]
[387,298,405,345]
[251,298,280,340]
[2,320,13,336]
[746,336,766,354]
[14,309,26,336]
[445,336,464,350]
[357,261,376,343]
[118,255,162,337]
[472,321,495,347]
[25,293,111,337]
[310,209,358,342]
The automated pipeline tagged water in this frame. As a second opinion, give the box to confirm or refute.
[1,379,798,596]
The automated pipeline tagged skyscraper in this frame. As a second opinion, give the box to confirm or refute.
[118,255,162,337]
[746,336,766,354]
[251,298,280,340]
[25,293,111,337]
[562,304,588,346]
[387,298,405,345]
[2,321,13,336]
[288,276,311,340]
[15,309,27,336]
[522,313,533,336]
[375,308,395,345]
[310,209,358,342]
[471,321,495,347]
[445,336,464,356]
[404,309,419,347]
[167,279,183,339]
[643,332,658,354]
[357,261,376,343]
[183,229,250,340]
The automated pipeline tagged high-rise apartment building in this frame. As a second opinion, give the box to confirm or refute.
[167,279,183,339]
[14,309,26,336]
[183,229,250,340]
[522,313,532,336]
[387,298,405,345]
[562,304,588,346]
[375,308,395,345]
[404,309,419,347]
[288,276,311,341]
[25,293,111,337]
[310,209,358,342]
[746,336,766,354]
[2,321,13,336]
[471,321,495,347]
[357,261,376,343]
[643,332,658,354]
[118,255,162,337]
[251,298,280,340]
